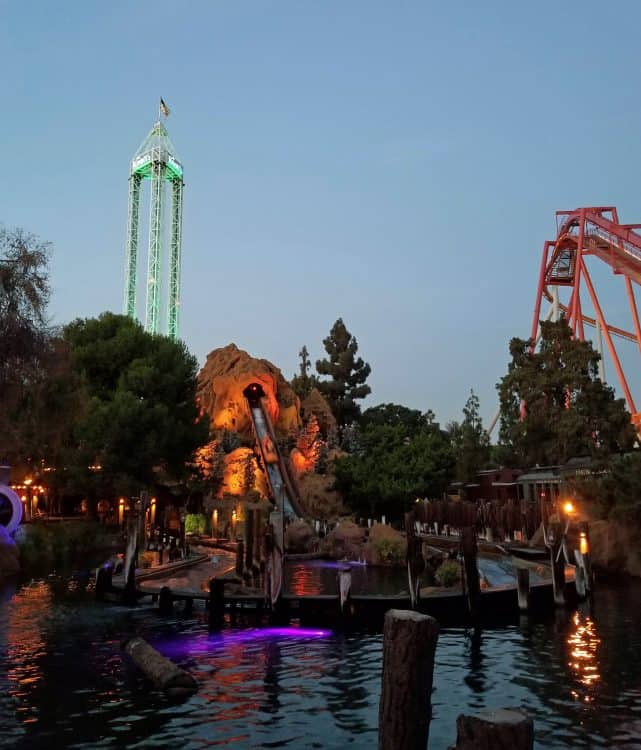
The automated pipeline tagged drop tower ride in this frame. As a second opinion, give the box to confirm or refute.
[123,111,184,339]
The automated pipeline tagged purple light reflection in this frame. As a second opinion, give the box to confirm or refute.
[155,627,332,659]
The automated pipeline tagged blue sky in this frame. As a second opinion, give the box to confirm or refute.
[3,1,641,427]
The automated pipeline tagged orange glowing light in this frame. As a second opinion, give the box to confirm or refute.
[563,501,575,515]
[580,532,589,555]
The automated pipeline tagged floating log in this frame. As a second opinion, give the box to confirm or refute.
[378,609,439,750]
[450,707,533,750]
[124,636,197,700]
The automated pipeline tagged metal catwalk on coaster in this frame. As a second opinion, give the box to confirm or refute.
[123,109,184,340]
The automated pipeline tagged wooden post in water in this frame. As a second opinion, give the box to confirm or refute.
[547,523,566,606]
[158,586,173,616]
[244,509,254,579]
[516,567,530,612]
[95,565,113,600]
[208,578,225,630]
[461,527,481,619]
[450,707,533,750]
[338,566,352,620]
[378,610,439,750]
[235,539,245,578]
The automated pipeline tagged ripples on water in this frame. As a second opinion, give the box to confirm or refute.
[1,577,641,749]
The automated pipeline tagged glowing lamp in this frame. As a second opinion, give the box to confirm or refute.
[150,497,157,525]
[580,531,589,555]
[118,498,126,526]
[563,501,575,515]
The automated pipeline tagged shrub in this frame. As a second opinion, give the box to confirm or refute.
[435,559,461,587]
[185,513,207,536]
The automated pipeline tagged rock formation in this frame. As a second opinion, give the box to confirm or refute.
[300,388,337,437]
[197,343,301,437]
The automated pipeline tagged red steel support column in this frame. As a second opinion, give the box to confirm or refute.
[531,242,552,346]
[571,212,585,337]
[581,258,637,413]
[624,276,641,358]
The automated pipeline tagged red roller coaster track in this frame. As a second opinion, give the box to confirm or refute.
[531,206,641,429]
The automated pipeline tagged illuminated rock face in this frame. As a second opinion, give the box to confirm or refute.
[197,343,301,438]
[221,447,269,498]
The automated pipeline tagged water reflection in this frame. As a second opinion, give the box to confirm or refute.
[1,578,641,748]
[567,611,600,703]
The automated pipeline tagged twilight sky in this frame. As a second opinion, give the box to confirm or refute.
[3,1,641,428]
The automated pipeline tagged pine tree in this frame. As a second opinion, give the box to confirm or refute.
[497,319,635,466]
[291,345,320,398]
[316,318,371,425]
[448,390,491,485]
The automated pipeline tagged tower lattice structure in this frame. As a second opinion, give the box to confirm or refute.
[123,120,183,339]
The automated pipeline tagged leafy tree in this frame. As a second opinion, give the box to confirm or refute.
[334,418,455,518]
[0,228,80,470]
[62,313,210,510]
[291,345,320,399]
[361,403,434,433]
[316,318,371,425]
[447,390,491,485]
[497,319,635,467]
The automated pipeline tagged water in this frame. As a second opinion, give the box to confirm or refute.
[1,573,641,749]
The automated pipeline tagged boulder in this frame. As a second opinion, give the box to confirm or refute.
[197,343,301,437]
[285,519,316,553]
[322,520,366,561]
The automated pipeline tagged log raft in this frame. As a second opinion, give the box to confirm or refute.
[123,636,197,700]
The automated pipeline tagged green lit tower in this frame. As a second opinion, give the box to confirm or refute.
[123,107,183,339]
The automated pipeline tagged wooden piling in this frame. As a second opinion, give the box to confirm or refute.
[245,510,254,573]
[95,565,113,600]
[547,525,566,606]
[208,578,225,630]
[235,539,245,577]
[378,609,439,750]
[450,707,533,750]
[158,586,174,616]
[516,568,530,612]
[461,527,481,619]
[338,567,352,619]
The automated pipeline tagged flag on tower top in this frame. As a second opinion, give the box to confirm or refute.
[160,98,170,117]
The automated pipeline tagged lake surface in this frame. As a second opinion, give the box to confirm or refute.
[1,571,641,749]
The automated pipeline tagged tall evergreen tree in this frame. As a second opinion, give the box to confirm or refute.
[447,389,491,485]
[497,319,635,467]
[291,345,319,398]
[315,318,371,425]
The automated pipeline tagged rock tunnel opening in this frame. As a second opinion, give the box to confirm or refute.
[243,382,266,407]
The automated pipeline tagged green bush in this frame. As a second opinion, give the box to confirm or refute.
[185,513,207,536]
[435,559,461,587]
[16,521,118,572]
[373,538,405,566]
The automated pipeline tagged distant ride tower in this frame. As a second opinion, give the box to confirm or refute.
[123,105,183,339]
